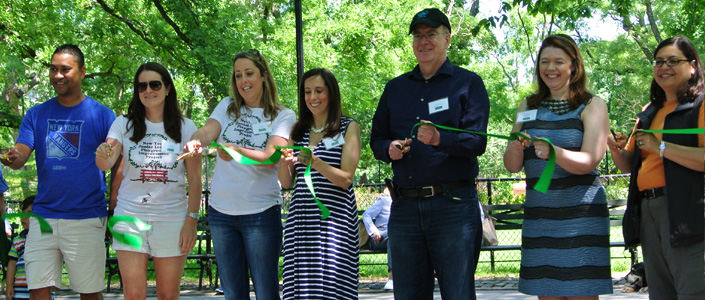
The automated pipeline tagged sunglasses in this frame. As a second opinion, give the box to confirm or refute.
[136,81,163,93]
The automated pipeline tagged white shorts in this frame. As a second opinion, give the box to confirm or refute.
[25,217,107,293]
[111,218,186,258]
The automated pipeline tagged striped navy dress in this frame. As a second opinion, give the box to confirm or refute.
[282,117,359,299]
[519,101,612,296]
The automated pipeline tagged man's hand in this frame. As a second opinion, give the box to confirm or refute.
[372,231,383,244]
[388,139,411,160]
[417,120,440,146]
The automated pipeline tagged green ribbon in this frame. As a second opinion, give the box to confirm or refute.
[637,128,705,134]
[108,216,152,249]
[409,123,555,193]
[209,142,330,219]
[3,213,53,234]
[209,141,282,164]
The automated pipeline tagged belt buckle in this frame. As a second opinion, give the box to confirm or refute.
[642,189,655,199]
[421,186,435,197]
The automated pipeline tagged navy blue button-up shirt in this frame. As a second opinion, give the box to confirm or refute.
[370,58,489,187]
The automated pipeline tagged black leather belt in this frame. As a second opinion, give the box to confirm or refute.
[397,180,474,198]
[640,187,665,199]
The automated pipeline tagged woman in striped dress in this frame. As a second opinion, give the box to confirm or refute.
[278,68,361,299]
[503,34,613,299]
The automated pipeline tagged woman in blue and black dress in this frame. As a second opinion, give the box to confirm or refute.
[503,34,612,299]
[278,68,361,299]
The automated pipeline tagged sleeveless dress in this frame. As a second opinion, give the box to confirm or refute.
[282,117,359,299]
[518,101,613,296]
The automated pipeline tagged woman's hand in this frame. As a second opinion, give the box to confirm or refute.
[96,139,119,160]
[608,131,629,150]
[633,131,659,154]
[179,221,197,255]
[216,143,239,161]
[182,139,203,159]
[532,137,550,160]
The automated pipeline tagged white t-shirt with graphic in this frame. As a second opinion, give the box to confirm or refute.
[108,116,198,221]
[209,97,296,215]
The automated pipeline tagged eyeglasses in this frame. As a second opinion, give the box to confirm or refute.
[412,31,448,42]
[652,58,691,68]
[137,81,163,93]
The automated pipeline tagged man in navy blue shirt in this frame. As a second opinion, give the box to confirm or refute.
[370,8,490,300]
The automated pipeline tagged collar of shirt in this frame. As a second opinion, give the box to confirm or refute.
[408,58,455,82]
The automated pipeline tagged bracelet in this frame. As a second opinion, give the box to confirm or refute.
[659,140,666,158]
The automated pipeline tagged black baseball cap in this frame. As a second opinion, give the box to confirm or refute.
[409,8,451,34]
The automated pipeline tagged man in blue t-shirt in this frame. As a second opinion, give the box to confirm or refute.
[0,44,116,300]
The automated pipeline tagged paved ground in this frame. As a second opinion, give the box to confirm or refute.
[49,278,650,299]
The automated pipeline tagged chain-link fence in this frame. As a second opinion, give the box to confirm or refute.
[357,175,638,277]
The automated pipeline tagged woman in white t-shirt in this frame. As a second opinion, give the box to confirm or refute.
[185,50,295,299]
[95,62,202,300]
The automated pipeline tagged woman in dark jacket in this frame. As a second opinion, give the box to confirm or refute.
[608,36,704,300]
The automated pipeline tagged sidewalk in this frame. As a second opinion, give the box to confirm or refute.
[51,278,649,299]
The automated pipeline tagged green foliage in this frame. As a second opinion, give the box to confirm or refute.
[0,0,703,196]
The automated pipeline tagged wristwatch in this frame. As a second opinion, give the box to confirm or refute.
[186,212,200,220]
[659,140,666,158]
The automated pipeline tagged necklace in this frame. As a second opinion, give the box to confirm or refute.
[311,123,327,133]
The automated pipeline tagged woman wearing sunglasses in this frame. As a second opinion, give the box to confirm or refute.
[608,36,704,299]
[95,62,202,299]
[185,49,295,299]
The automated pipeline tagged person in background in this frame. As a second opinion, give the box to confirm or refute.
[4,196,55,300]
[0,166,9,278]
[278,68,361,299]
[370,8,490,300]
[361,187,393,291]
[608,36,704,300]
[0,44,116,300]
[95,62,201,300]
[503,34,612,299]
[185,49,295,300]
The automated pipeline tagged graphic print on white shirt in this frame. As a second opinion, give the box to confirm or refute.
[221,113,271,150]
[127,133,178,184]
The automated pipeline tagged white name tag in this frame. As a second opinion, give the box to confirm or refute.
[516,109,538,123]
[323,134,346,150]
[161,140,178,153]
[252,122,271,135]
[428,97,449,114]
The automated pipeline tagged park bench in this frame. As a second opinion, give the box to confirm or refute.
[358,199,636,272]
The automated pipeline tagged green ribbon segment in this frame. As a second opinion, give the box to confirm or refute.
[209,141,282,164]
[409,123,555,193]
[3,213,53,234]
[209,142,330,219]
[108,216,152,249]
[637,128,705,134]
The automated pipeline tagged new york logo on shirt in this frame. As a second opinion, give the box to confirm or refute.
[46,119,83,160]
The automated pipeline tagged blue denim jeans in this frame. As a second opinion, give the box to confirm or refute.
[388,185,482,300]
[208,205,282,300]
[369,229,392,271]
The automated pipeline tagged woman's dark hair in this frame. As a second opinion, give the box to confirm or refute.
[526,34,592,109]
[290,68,343,142]
[227,49,283,121]
[649,36,705,107]
[127,62,184,142]
[22,195,35,211]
